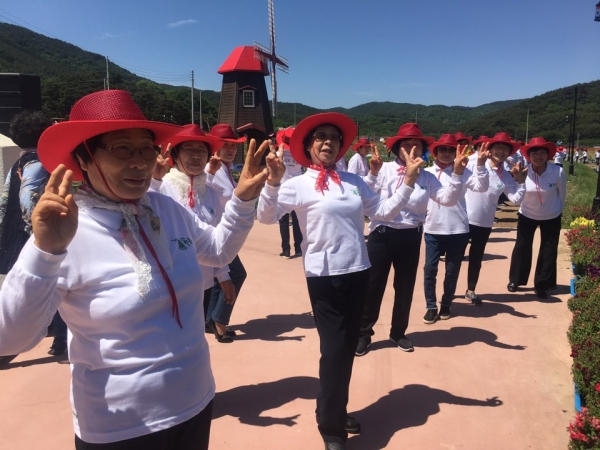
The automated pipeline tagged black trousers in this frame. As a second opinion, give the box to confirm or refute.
[509,213,561,289]
[279,211,303,253]
[466,224,492,291]
[360,226,422,341]
[75,400,213,450]
[306,269,370,444]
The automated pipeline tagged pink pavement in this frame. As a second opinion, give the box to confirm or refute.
[0,221,573,449]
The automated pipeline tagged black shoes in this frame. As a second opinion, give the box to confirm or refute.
[534,288,548,299]
[207,319,234,343]
[423,309,438,324]
[390,335,414,352]
[355,336,371,356]
[279,250,291,259]
[507,282,518,293]
[345,416,361,434]
[465,290,482,306]
[48,340,67,356]
[324,442,346,450]
[439,305,451,320]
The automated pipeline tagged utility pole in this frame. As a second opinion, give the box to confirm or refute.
[199,88,202,130]
[525,110,529,143]
[191,70,194,124]
[105,56,110,90]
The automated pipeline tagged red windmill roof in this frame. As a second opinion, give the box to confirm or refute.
[218,46,269,75]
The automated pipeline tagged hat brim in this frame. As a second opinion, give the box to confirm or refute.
[38,120,182,181]
[385,135,435,150]
[486,138,520,156]
[217,136,247,144]
[430,142,458,156]
[289,113,357,167]
[352,142,371,151]
[521,143,557,162]
[276,129,290,150]
[164,133,224,167]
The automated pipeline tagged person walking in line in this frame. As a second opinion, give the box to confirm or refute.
[581,148,588,164]
[464,132,527,305]
[422,134,489,324]
[150,124,238,343]
[356,123,468,355]
[205,124,248,341]
[347,137,371,176]
[553,145,566,167]
[0,90,269,449]
[276,127,303,259]
[507,137,566,299]
[257,112,420,450]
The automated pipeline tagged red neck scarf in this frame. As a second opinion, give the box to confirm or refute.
[310,164,341,195]
[395,158,407,192]
[435,160,453,179]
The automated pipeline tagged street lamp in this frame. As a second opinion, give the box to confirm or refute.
[565,85,587,176]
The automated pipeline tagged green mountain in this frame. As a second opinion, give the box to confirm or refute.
[1,22,598,144]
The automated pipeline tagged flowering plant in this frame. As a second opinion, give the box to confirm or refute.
[568,407,600,449]
[566,217,600,276]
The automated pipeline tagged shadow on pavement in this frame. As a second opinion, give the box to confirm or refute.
[0,353,68,369]
[487,236,516,243]
[451,301,537,319]
[213,376,319,426]
[481,253,507,261]
[348,384,502,450]
[480,291,563,304]
[233,312,316,342]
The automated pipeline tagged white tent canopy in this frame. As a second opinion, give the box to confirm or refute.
[0,132,21,185]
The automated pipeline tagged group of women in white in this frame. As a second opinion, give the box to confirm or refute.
[0,90,566,450]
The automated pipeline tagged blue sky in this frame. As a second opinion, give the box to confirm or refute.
[0,0,598,109]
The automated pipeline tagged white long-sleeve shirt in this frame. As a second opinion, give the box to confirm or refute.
[424,164,489,235]
[347,152,369,176]
[465,159,525,228]
[278,148,303,184]
[519,163,566,221]
[257,168,413,277]
[0,192,255,444]
[150,172,230,290]
[205,162,237,210]
[364,159,463,233]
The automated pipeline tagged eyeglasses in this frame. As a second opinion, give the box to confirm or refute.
[99,143,161,161]
[180,146,209,156]
[313,132,342,142]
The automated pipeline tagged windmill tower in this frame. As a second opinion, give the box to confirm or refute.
[254,0,289,117]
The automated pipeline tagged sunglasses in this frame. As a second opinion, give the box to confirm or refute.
[313,132,342,142]
[100,143,161,161]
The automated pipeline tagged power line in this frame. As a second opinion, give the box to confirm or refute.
[0,8,61,40]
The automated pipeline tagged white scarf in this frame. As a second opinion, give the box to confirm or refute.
[163,169,207,208]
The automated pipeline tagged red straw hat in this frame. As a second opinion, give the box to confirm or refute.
[520,137,557,162]
[37,90,181,181]
[208,123,247,144]
[163,124,224,167]
[430,134,459,157]
[485,132,520,155]
[473,135,489,146]
[453,132,472,145]
[352,136,371,151]
[276,127,294,150]
[385,123,434,150]
[289,113,357,167]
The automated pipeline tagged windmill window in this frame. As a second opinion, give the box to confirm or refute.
[242,90,255,108]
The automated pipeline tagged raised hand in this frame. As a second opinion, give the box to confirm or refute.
[452,144,469,175]
[369,144,383,176]
[401,146,425,187]
[510,161,528,183]
[476,142,491,167]
[206,154,222,175]
[233,138,270,201]
[265,143,286,186]
[32,164,78,255]
[153,143,171,180]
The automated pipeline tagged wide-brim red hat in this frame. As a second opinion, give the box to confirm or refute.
[430,134,459,157]
[163,124,224,167]
[453,132,472,145]
[276,127,294,150]
[352,136,371,151]
[521,137,557,162]
[485,132,520,155]
[473,135,489,146]
[209,123,247,144]
[38,90,181,181]
[289,113,357,167]
[385,123,434,150]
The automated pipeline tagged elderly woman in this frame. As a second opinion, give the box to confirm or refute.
[0,90,269,449]
[347,136,371,176]
[464,132,527,304]
[357,123,468,356]
[258,112,421,450]
[507,137,566,299]
[150,124,238,342]
[422,134,489,324]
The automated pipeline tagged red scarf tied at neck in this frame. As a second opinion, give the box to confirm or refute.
[310,164,341,195]
[434,160,453,179]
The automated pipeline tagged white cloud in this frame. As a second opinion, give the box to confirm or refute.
[168,19,198,28]
[97,32,118,40]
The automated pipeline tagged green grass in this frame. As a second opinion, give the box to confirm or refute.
[563,162,600,228]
